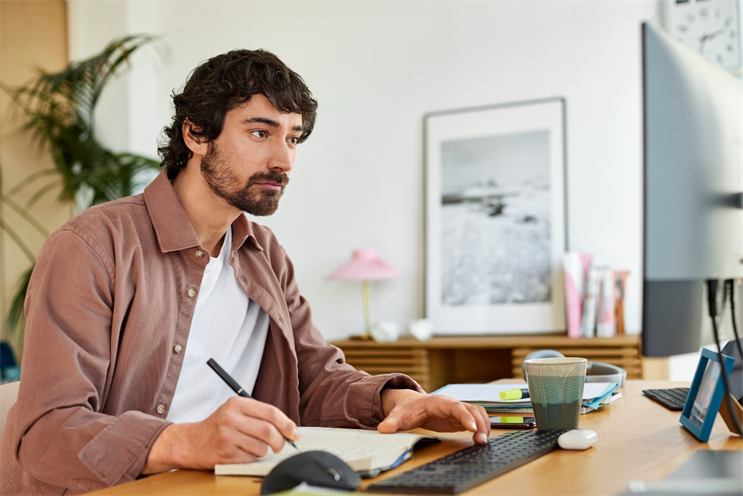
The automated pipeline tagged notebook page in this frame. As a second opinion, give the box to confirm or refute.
[215,426,429,476]
[294,427,423,451]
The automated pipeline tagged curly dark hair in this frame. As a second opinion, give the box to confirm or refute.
[158,49,318,174]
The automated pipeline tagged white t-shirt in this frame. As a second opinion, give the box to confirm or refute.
[167,227,270,424]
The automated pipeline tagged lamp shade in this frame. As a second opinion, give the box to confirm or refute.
[327,249,402,281]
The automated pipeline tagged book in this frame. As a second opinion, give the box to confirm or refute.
[481,392,621,416]
[563,252,593,338]
[596,266,616,338]
[432,383,617,403]
[613,270,629,335]
[214,427,435,477]
[581,263,604,337]
[484,405,594,415]
[433,383,620,415]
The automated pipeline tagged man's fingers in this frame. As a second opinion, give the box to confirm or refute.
[234,416,287,455]
[229,424,280,459]
[229,397,299,439]
[377,393,491,445]
[218,397,299,455]
[469,404,491,444]
[454,402,490,444]
[438,398,478,432]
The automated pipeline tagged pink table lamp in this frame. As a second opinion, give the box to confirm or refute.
[328,249,402,340]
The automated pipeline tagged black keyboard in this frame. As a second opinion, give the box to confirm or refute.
[368,429,569,494]
[642,388,689,411]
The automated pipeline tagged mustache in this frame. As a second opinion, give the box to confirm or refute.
[247,171,290,187]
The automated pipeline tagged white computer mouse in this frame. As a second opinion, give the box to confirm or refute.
[557,429,598,450]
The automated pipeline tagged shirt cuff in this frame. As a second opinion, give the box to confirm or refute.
[78,411,171,486]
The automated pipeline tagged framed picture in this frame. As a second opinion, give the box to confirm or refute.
[425,98,567,334]
[680,348,735,442]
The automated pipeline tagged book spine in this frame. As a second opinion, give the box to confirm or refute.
[613,270,629,335]
[563,252,585,338]
[581,264,601,338]
[596,266,616,338]
[485,407,534,414]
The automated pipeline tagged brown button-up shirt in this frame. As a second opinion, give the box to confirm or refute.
[0,172,420,495]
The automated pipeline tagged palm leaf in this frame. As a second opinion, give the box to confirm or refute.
[5,266,34,339]
[0,194,51,239]
[1,34,164,343]
[6,168,58,197]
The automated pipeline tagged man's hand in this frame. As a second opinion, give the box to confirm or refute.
[143,397,299,473]
[378,389,491,444]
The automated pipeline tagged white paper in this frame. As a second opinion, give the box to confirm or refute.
[215,426,429,476]
[433,383,617,403]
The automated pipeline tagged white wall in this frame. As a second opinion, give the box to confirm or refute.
[67,0,660,342]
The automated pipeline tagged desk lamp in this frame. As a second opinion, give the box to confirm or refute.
[328,249,402,340]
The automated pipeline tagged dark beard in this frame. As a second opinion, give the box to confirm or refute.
[200,145,289,217]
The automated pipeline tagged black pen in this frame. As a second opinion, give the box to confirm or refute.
[207,358,299,451]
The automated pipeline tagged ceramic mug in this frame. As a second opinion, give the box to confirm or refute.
[524,357,587,430]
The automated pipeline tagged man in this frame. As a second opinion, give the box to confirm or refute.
[0,49,489,495]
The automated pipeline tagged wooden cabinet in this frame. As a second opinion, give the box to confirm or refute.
[331,335,645,393]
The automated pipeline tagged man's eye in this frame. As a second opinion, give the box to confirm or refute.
[252,130,268,138]
[288,136,299,145]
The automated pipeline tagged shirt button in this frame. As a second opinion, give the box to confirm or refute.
[157,404,166,414]
[195,250,204,259]
[174,344,183,354]
[188,288,196,297]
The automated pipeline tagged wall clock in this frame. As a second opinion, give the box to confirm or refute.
[661,0,742,72]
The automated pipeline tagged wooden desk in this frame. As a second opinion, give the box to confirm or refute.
[332,335,646,392]
[86,381,741,496]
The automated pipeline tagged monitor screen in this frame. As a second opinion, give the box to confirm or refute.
[641,22,743,357]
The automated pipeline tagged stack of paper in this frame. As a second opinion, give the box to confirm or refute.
[432,383,620,415]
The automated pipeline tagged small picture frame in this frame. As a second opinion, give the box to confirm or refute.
[680,348,735,442]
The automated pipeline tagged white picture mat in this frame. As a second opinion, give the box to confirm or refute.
[425,99,566,334]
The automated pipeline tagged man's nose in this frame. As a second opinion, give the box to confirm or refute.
[269,140,294,173]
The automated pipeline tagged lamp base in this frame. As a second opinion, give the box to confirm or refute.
[349,333,372,341]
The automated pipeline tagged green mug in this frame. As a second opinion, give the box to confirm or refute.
[524,357,587,430]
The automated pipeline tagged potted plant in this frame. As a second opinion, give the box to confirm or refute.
[1,34,162,350]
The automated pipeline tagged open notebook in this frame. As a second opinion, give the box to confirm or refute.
[215,426,435,477]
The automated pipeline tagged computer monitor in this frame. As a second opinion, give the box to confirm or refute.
[641,22,743,357]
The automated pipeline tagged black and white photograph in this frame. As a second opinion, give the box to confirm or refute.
[441,130,551,306]
[425,99,567,334]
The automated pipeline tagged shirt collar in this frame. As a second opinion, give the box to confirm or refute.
[143,170,263,254]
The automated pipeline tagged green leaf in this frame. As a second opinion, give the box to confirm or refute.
[5,266,34,339]
[0,33,165,347]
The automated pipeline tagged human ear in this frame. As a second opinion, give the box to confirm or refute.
[182,119,209,157]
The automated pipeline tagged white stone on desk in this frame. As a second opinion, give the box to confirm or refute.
[371,321,400,343]
[408,319,433,341]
